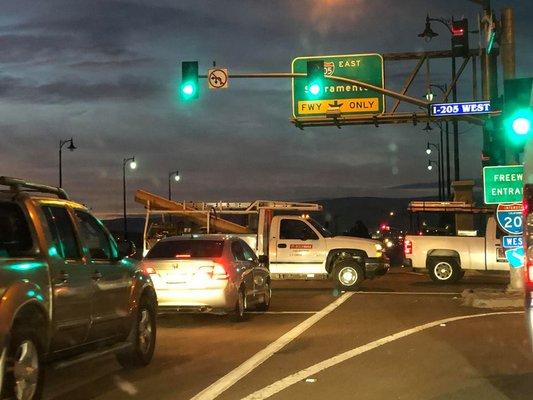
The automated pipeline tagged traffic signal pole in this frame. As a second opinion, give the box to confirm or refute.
[499,7,523,292]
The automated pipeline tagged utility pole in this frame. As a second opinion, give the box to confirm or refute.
[500,7,523,292]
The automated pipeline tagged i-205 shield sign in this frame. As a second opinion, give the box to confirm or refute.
[496,203,523,235]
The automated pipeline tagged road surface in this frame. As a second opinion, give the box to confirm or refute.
[44,268,533,400]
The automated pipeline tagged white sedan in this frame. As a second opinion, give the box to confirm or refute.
[141,235,271,321]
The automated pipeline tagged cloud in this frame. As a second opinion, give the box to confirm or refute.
[0,75,162,103]
[69,57,155,69]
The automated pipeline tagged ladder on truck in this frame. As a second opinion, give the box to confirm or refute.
[134,189,323,255]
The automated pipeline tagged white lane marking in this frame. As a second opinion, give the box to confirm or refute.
[246,311,318,315]
[243,310,524,400]
[355,291,461,296]
[189,292,354,400]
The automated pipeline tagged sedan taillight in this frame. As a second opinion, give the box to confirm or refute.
[212,263,229,280]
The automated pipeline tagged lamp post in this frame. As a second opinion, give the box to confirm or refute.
[418,15,462,182]
[426,159,441,200]
[426,143,442,200]
[122,157,137,240]
[168,170,181,200]
[425,84,451,198]
[58,138,77,188]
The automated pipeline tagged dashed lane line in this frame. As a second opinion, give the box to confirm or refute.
[242,310,524,399]
[189,292,354,400]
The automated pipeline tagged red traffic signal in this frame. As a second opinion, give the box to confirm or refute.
[451,19,469,58]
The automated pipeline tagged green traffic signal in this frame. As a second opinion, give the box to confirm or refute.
[505,108,533,140]
[513,117,531,135]
[502,78,533,147]
[309,83,321,96]
[306,60,324,98]
[180,61,199,100]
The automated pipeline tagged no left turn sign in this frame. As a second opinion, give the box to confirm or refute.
[208,68,228,89]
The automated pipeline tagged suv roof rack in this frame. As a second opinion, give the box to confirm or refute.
[0,176,69,200]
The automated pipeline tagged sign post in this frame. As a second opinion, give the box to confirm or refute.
[291,54,384,119]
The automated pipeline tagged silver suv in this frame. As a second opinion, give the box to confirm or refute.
[0,177,157,400]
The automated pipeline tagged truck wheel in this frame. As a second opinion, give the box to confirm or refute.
[2,325,44,400]
[116,296,157,368]
[230,287,246,322]
[255,282,271,311]
[428,257,461,284]
[333,260,364,291]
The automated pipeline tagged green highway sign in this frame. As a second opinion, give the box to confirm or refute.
[291,54,385,119]
[483,165,524,204]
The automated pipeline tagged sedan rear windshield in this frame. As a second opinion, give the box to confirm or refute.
[0,202,34,258]
[146,240,224,259]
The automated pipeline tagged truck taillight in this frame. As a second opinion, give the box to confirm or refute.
[404,239,412,255]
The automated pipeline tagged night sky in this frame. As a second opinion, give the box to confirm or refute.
[1,0,532,217]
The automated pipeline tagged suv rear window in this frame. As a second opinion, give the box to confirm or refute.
[0,202,33,257]
[146,240,224,259]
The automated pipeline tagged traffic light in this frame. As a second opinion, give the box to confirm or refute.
[306,60,324,98]
[451,19,469,58]
[503,78,533,148]
[180,61,199,100]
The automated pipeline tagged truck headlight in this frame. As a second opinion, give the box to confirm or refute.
[374,243,383,257]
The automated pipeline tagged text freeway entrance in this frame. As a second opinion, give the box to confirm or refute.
[483,165,524,204]
[292,54,385,118]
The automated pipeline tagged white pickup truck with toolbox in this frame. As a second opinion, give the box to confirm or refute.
[403,201,508,283]
[135,190,389,290]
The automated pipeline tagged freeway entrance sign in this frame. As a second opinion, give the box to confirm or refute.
[482,165,524,204]
[429,100,491,117]
[291,54,384,118]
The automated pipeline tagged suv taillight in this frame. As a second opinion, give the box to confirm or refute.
[404,239,412,255]
[144,266,157,275]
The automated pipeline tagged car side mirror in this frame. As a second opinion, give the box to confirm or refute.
[117,239,136,259]
[258,255,269,269]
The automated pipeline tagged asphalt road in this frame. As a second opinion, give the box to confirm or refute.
[44,268,533,400]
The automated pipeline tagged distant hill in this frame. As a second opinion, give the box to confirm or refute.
[313,196,421,235]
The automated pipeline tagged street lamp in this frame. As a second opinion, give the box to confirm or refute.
[426,143,442,200]
[168,170,181,200]
[58,138,77,188]
[424,83,451,199]
[426,159,442,201]
[418,15,464,182]
[123,157,136,240]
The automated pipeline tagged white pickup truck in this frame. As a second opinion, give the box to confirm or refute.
[256,214,389,290]
[136,192,389,290]
[403,202,507,283]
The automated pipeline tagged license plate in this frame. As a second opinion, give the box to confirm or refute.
[165,271,189,284]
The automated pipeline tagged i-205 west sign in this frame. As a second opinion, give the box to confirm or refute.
[291,54,385,118]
